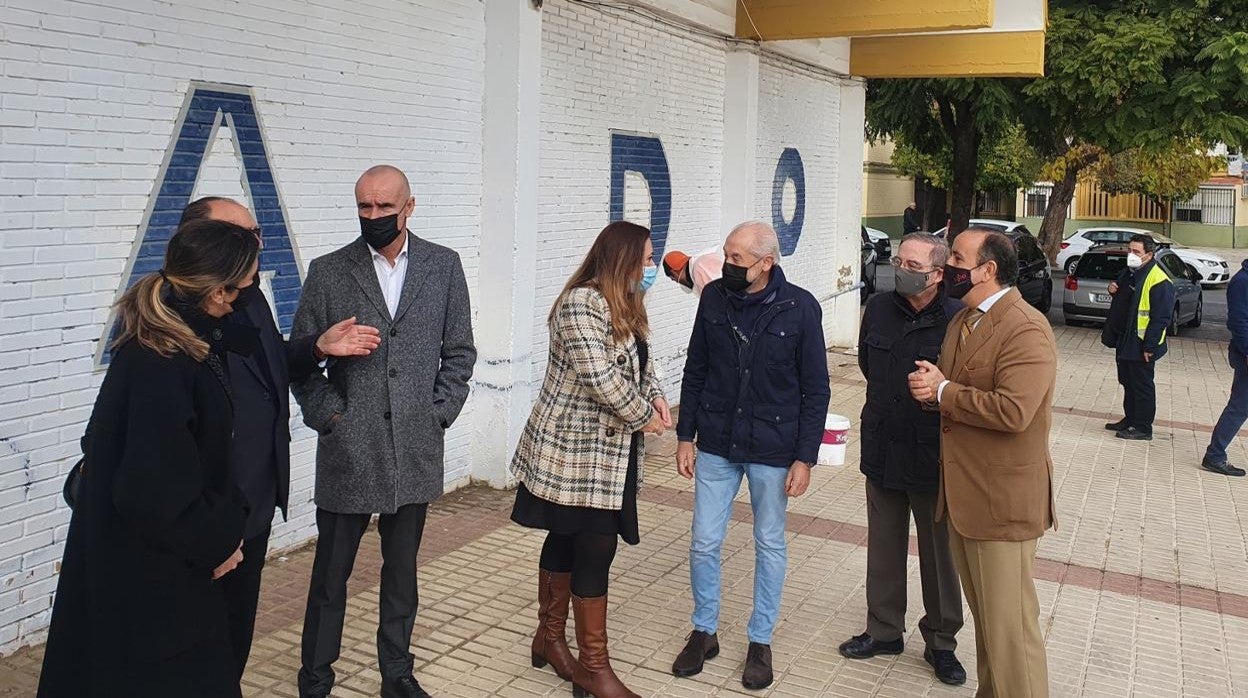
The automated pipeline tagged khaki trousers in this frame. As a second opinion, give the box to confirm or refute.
[948,527,1049,697]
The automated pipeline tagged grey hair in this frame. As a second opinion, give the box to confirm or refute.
[899,232,949,268]
[729,220,781,261]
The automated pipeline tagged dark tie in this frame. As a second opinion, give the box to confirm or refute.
[960,309,985,345]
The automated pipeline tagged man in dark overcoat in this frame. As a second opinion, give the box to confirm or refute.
[291,165,476,698]
[839,233,966,686]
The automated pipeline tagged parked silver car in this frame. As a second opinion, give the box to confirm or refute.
[1062,245,1203,335]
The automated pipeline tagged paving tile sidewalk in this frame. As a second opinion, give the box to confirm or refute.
[3,324,1247,697]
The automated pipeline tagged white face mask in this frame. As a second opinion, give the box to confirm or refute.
[1126,253,1143,269]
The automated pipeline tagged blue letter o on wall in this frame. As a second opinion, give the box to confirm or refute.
[772,148,805,256]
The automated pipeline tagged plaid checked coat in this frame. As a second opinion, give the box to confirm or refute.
[510,286,665,510]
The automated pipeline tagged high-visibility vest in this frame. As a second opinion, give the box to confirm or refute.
[1135,263,1173,342]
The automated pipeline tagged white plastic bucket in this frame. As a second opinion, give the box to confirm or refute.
[818,414,851,466]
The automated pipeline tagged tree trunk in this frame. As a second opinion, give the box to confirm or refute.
[1040,166,1078,264]
[921,180,932,231]
[943,97,979,240]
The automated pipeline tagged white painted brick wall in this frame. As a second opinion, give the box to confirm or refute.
[0,0,858,655]
[0,0,484,652]
[535,3,858,398]
[536,0,728,398]
[754,54,859,343]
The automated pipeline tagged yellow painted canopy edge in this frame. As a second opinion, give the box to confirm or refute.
[735,0,993,41]
[849,30,1046,78]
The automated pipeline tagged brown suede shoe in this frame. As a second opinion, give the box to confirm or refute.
[741,642,773,690]
[671,630,719,677]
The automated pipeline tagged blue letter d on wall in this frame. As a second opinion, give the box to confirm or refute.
[609,133,671,264]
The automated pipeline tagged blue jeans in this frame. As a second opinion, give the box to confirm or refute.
[1207,354,1248,462]
[689,450,789,645]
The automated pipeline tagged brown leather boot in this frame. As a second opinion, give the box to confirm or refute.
[531,569,577,680]
[570,594,639,698]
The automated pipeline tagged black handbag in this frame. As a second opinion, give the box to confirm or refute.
[62,426,91,509]
[62,458,85,509]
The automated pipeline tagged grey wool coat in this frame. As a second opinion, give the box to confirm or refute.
[291,234,476,514]
[510,286,665,510]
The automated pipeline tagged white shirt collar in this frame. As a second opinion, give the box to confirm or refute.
[371,233,409,267]
[977,286,1013,313]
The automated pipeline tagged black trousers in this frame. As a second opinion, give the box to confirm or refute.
[864,480,963,650]
[1117,359,1157,433]
[221,525,271,678]
[539,531,619,598]
[298,503,428,697]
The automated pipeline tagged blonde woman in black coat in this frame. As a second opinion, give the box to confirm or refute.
[38,219,260,698]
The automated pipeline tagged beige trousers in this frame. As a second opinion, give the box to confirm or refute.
[948,527,1049,697]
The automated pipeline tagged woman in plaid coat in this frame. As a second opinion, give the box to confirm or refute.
[511,221,670,698]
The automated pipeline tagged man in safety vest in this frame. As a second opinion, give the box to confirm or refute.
[1107,234,1176,441]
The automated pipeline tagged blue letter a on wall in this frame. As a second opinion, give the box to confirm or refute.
[97,82,302,364]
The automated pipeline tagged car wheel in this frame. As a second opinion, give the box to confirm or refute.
[1186,296,1203,328]
[1169,303,1181,337]
[1037,281,1053,314]
[1064,257,1080,276]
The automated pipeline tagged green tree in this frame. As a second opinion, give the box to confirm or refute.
[867,79,1022,237]
[1093,140,1226,234]
[1024,0,1248,261]
[887,123,1041,230]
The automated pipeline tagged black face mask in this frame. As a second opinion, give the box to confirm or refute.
[230,275,262,313]
[943,263,983,300]
[721,260,757,293]
[360,213,402,250]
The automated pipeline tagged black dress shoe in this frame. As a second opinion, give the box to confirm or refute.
[924,648,967,686]
[672,630,719,677]
[1202,458,1247,476]
[838,633,903,659]
[1115,427,1153,441]
[381,675,431,698]
[1105,419,1129,431]
[742,642,773,690]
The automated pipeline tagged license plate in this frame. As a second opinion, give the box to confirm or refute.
[1094,293,1112,303]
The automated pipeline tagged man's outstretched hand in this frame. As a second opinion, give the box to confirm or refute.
[316,317,382,358]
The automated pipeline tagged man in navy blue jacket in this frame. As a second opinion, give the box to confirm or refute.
[669,221,831,691]
[1109,235,1176,441]
[1203,260,1248,476]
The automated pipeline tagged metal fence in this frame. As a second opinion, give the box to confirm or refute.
[1173,186,1235,226]
[1023,183,1072,218]
[1075,181,1167,222]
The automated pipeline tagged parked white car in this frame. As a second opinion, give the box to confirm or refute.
[931,218,1033,238]
[1056,227,1231,286]
[864,226,891,263]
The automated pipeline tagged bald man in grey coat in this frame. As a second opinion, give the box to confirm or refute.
[291,166,476,698]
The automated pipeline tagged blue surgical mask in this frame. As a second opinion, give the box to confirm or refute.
[640,265,658,292]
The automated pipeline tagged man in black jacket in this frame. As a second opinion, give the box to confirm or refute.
[670,221,830,691]
[838,233,966,685]
[903,202,922,234]
[182,197,382,675]
[1108,234,1176,441]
